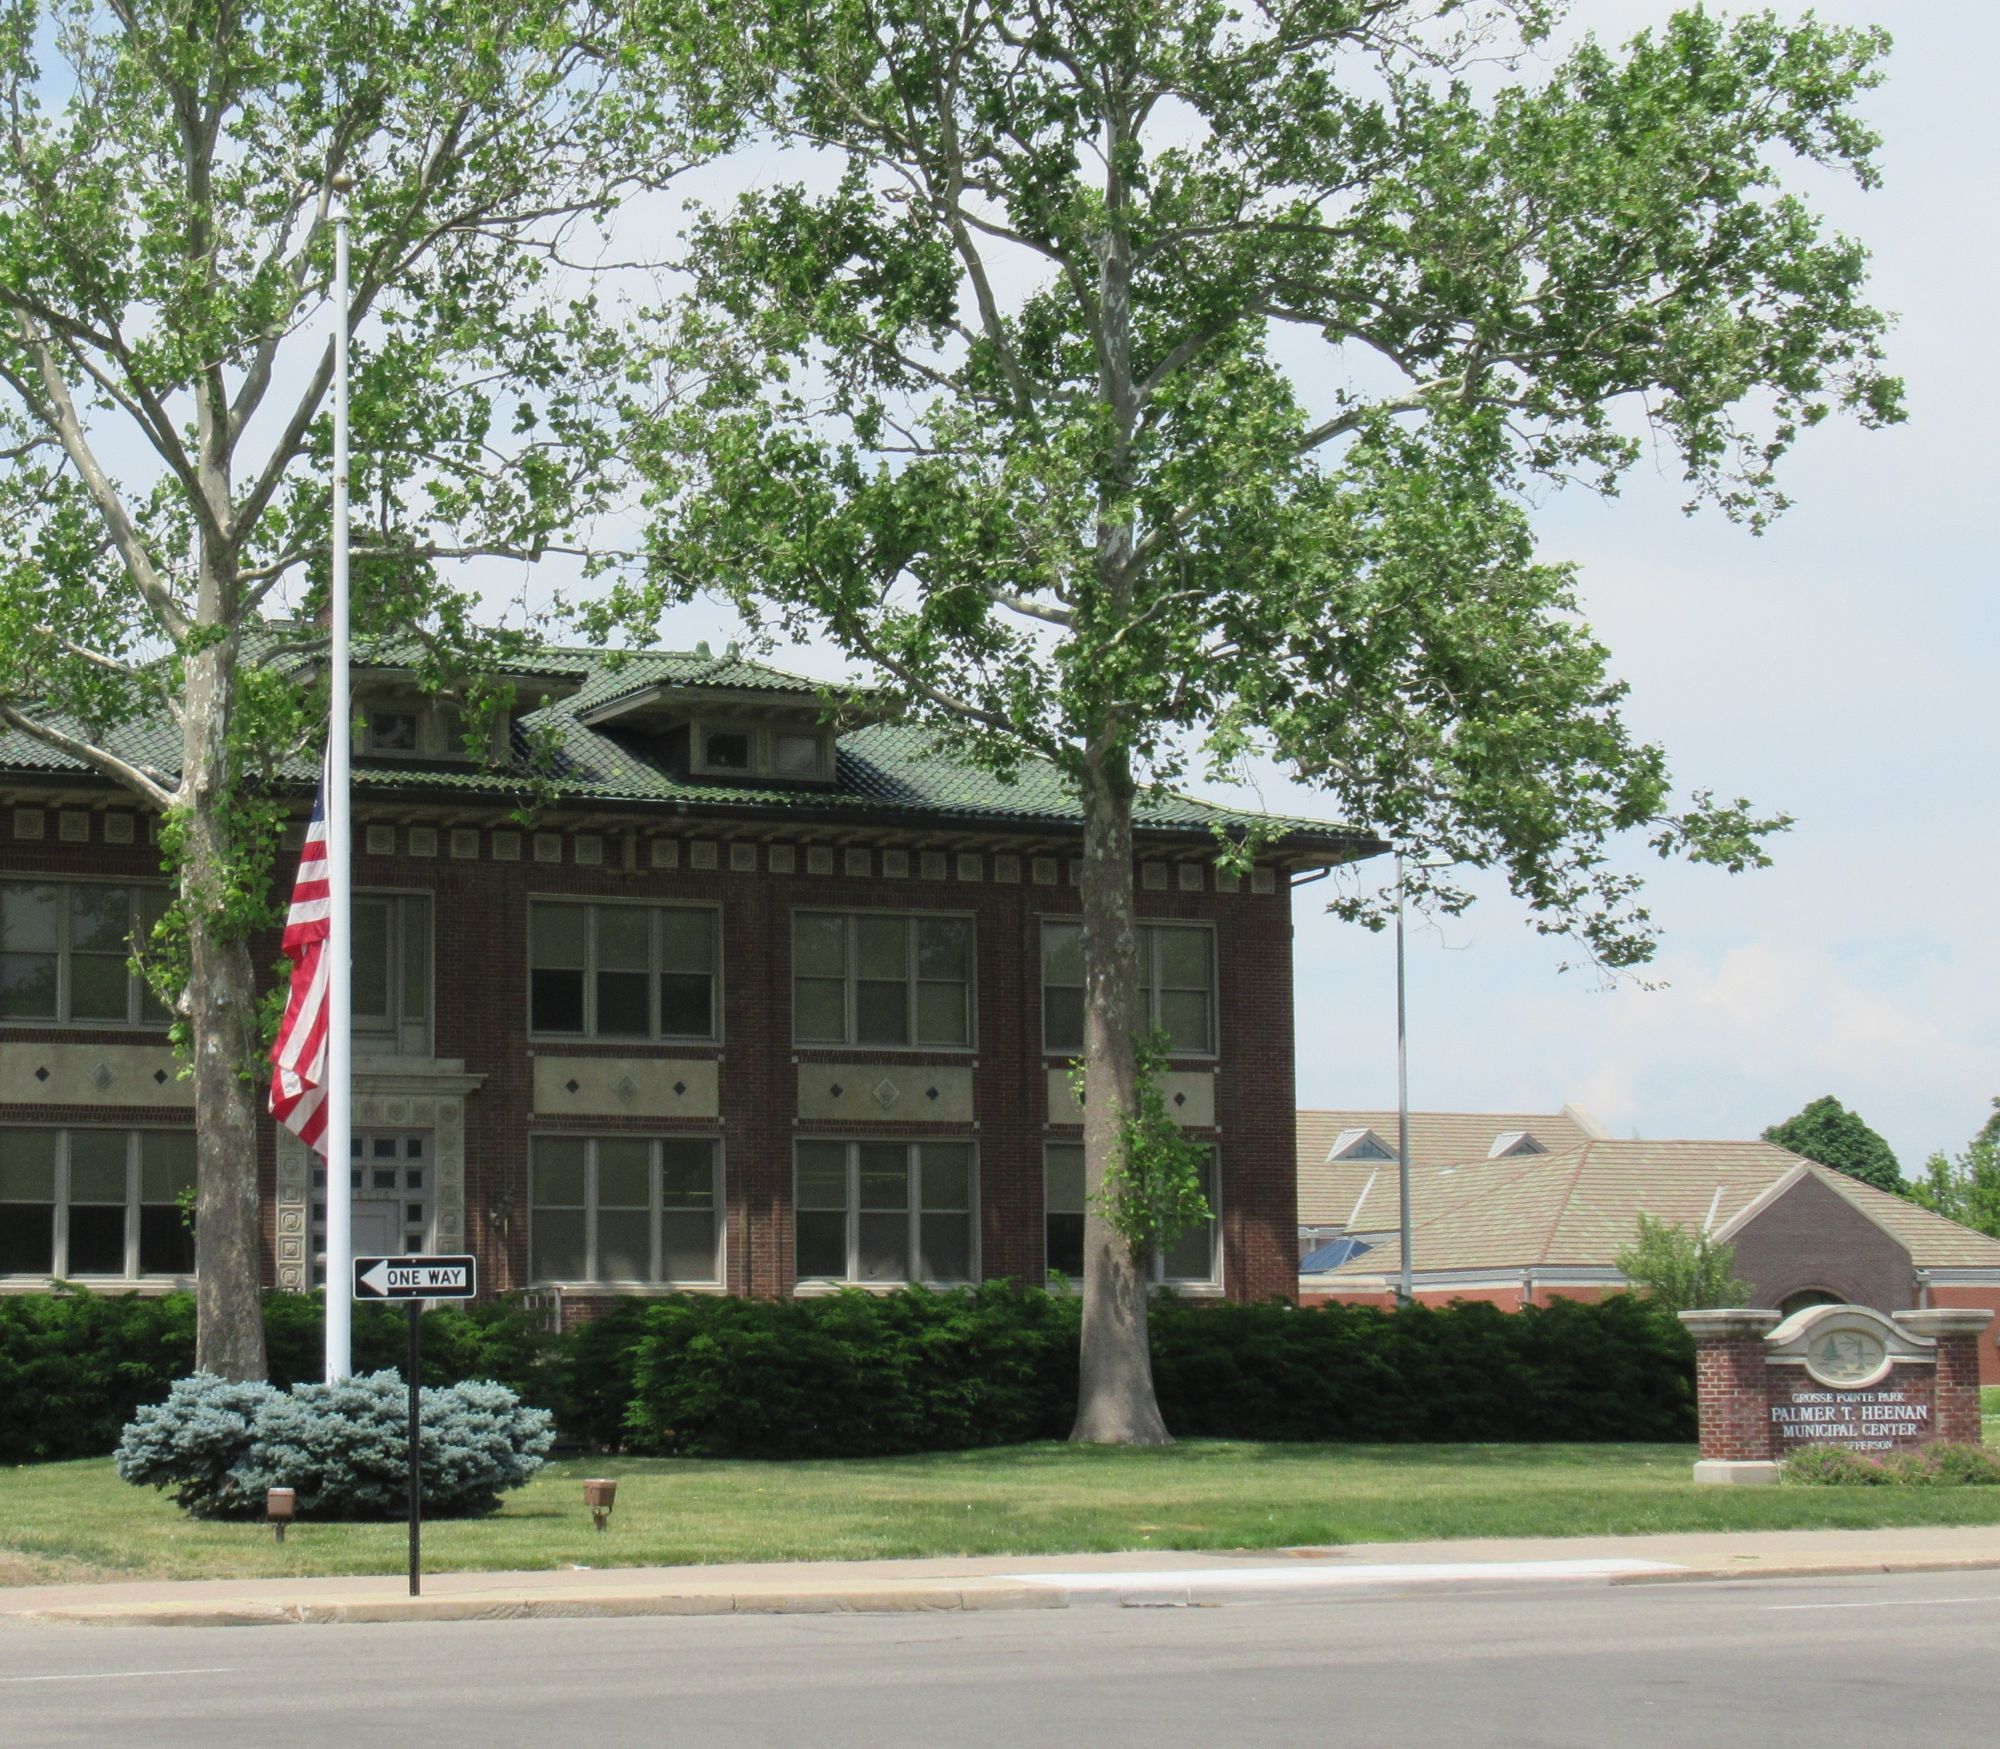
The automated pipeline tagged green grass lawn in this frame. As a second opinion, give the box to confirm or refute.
[8,1441,2000,1586]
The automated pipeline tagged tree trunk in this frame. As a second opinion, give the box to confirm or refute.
[1069,746,1171,1445]
[181,634,269,1381]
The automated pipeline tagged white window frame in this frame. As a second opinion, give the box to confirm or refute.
[527,899,723,1043]
[0,1127,196,1281]
[1039,918,1218,1060]
[0,878,169,1029]
[793,1138,979,1287]
[1042,1140,1221,1288]
[791,909,977,1051]
[528,1134,725,1287]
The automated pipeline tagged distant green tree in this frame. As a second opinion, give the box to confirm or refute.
[1909,1138,2000,1240]
[1976,1098,2000,1150]
[1763,1097,1903,1193]
[1615,1215,1749,1320]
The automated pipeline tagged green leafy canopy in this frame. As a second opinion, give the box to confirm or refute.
[607,0,1900,970]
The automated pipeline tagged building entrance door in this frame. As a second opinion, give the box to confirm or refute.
[313,1132,432,1285]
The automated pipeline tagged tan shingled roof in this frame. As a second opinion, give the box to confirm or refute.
[1297,1107,1603,1229]
[1313,1140,2000,1280]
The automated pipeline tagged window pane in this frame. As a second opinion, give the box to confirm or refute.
[532,1138,587,1207]
[0,1203,54,1274]
[1046,1213,1084,1279]
[400,900,429,1020]
[140,1132,197,1203]
[662,1212,717,1280]
[916,917,969,980]
[530,904,586,967]
[659,910,713,975]
[1045,1146,1085,1215]
[915,982,967,1046]
[773,733,821,777]
[1155,927,1211,990]
[596,1209,652,1282]
[0,952,57,1018]
[69,955,131,1021]
[370,712,418,751]
[1041,921,1083,986]
[1161,1219,1215,1282]
[793,914,845,978]
[597,906,649,970]
[138,1205,195,1276]
[920,1144,972,1212]
[134,890,169,1025]
[597,1140,652,1208]
[703,729,752,770]
[531,968,585,1034]
[855,916,907,980]
[919,1213,971,1282]
[1158,990,1211,1054]
[531,1210,586,1281]
[795,978,846,1042]
[855,981,908,1045]
[68,886,131,953]
[796,1210,846,1279]
[856,1214,908,1282]
[660,973,712,1038]
[68,1204,125,1274]
[1043,987,1084,1055]
[0,1130,57,1202]
[69,1132,128,1203]
[659,1141,714,1209]
[596,970,650,1037]
[0,884,58,951]
[350,899,390,1017]
[858,1144,908,1210]
[796,1144,847,1211]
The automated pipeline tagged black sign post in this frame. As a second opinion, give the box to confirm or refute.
[354,1254,477,1598]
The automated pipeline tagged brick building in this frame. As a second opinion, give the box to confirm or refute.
[0,637,1372,1321]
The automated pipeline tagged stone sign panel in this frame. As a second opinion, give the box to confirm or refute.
[1680,1303,1991,1485]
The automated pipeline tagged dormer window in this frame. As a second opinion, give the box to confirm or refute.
[1329,1128,1394,1162]
[700,728,753,773]
[355,695,491,762]
[1489,1131,1547,1159]
[687,719,835,784]
[773,732,827,779]
[367,711,419,754]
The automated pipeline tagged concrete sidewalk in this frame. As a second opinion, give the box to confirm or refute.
[8,1524,2000,1628]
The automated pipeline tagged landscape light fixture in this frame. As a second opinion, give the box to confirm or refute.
[266,1487,296,1544]
[584,1477,618,1532]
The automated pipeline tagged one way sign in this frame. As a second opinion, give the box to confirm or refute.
[353,1254,478,1301]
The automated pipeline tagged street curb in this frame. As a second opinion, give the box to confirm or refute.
[3,1585,1067,1629]
[1610,1555,2000,1587]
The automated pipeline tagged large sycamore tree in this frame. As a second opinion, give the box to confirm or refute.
[0,0,698,1377]
[617,0,1899,1441]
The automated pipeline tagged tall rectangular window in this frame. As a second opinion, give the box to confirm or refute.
[793,913,972,1047]
[0,881,167,1026]
[0,1127,195,1280]
[1040,920,1213,1056]
[351,893,431,1054]
[1043,1142,1218,1285]
[529,1136,722,1284]
[794,1140,976,1284]
[529,903,720,1041]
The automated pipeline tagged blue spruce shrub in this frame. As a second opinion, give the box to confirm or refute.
[117,1371,552,1519]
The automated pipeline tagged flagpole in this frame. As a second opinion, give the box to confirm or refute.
[324,173,355,1383]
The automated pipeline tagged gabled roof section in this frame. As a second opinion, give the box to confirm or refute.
[1328,1127,1394,1162]
[0,621,1376,860]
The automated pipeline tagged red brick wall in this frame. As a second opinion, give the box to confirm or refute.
[1731,1172,1916,1314]
[1921,1287,2000,1386]
[1692,1333,1774,1461]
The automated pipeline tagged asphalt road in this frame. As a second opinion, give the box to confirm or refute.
[3,1567,1997,1748]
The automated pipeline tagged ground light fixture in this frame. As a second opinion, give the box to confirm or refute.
[267,1487,296,1544]
[585,1478,617,1532]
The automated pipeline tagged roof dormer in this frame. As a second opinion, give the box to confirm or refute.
[1329,1128,1396,1162]
[1488,1131,1548,1159]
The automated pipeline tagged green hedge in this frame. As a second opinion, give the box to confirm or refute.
[0,1285,1695,1465]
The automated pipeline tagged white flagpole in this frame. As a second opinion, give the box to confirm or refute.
[324,174,355,1383]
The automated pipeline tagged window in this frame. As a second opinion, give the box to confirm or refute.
[312,1132,430,1286]
[365,711,419,754]
[1040,920,1213,1056]
[794,912,972,1047]
[529,902,719,1040]
[0,881,167,1026]
[1329,1129,1394,1162]
[700,728,753,772]
[772,733,825,778]
[0,1128,195,1279]
[795,1140,974,1284]
[351,894,431,1054]
[530,1136,722,1284]
[1044,1142,1218,1284]
[688,721,834,783]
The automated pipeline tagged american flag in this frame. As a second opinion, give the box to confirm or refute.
[268,773,332,1153]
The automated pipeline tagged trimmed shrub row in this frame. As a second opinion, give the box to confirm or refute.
[2,1284,1696,1464]
[1783,1442,2000,1486]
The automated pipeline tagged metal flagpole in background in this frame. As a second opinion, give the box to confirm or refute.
[324,173,355,1384]
[1395,850,1413,1306]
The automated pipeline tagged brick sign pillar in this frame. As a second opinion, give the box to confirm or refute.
[1681,1303,1995,1485]
[1682,1309,1782,1480]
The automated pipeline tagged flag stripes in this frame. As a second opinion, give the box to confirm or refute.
[268,772,331,1154]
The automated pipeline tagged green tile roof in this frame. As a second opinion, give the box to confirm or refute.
[1,625,1371,856]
